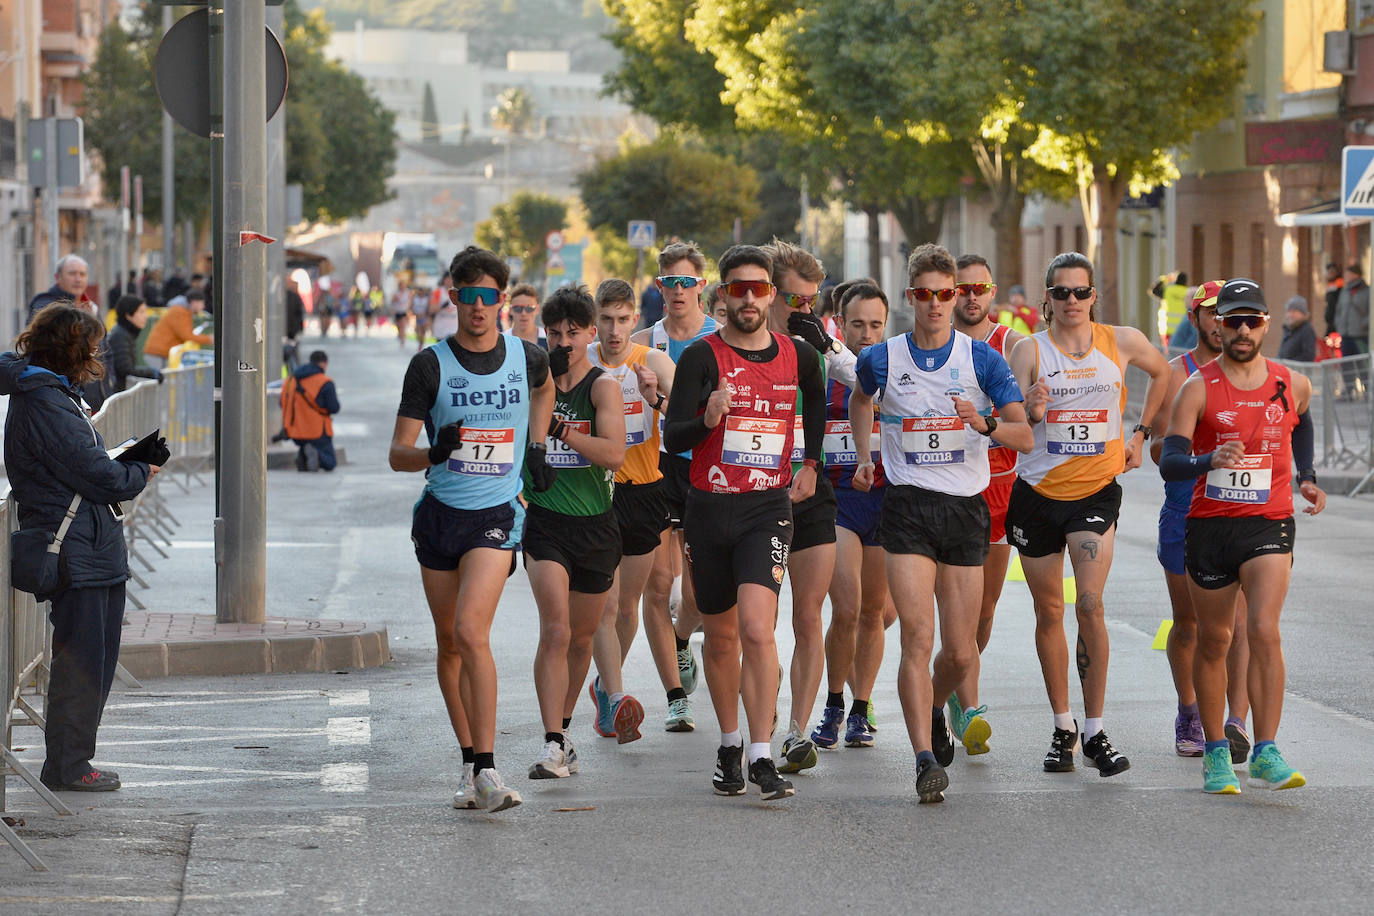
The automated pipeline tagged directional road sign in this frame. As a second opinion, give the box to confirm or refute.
[628,220,656,250]
[1341,146,1374,218]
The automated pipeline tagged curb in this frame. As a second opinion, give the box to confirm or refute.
[119,612,390,679]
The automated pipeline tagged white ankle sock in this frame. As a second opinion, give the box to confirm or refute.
[747,742,770,764]
[720,729,742,747]
[1053,712,1075,732]
[1084,717,1103,739]
[609,692,625,706]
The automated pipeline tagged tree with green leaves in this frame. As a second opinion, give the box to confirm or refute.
[81,2,397,232]
[474,191,568,282]
[576,139,759,258]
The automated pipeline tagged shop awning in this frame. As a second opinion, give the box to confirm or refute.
[1276,199,1369,227]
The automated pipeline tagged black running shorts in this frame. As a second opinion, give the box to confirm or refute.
[522,504,621,594]
[1184,515,1294,590]
[1005,478,1122,558]
[659,453,693,529]
[879,483,989,567]
[791,474,838,552]
[612,480,670,557]
[411,492,521,572]
[682,488,794,615]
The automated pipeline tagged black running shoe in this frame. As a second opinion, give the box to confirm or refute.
[747,757,795,800]
[915,758,948,804]
[712,744,746,796]
[1082,730,1131,777]
[1043,722,1079,772]
[931,711,955,767]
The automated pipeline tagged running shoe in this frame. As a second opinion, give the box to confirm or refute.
[867,701,878,731]
[665,697,695,732]
[589,676,614,738]
[1082,730,1131,777]
[1202,745,1241,795]
[844,713,875,748]
[915,758,948,804]
[528,740,571,779]
[612,694,644,744]
[1225,716,1251,765]
[1174,710,1205,757]
[1044,723,1079,772]
[474,768,522,812]
[451,762,479,810]
[565,739,580,775]
[678,644,699,695]
[779,721,818,774]
[946,694,964,738]
[931,711,955,767]
[958,704,991,756]
[713,744,746,796]
[748,758,795,800]
[1248,745,1306,791]
[811,705,844,749]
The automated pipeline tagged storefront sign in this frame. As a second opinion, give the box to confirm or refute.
[1246,120,1343,167]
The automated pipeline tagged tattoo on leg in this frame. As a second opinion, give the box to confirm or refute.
[1076,634,1089,682]
[1081,538,1099,560]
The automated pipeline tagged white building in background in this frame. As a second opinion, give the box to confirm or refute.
[325,25,637,146]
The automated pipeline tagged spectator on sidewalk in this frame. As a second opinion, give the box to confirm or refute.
[27,255,97,322]
[1,304,164,792]
[281,350,340,472]
[1323,262,1343,333]
[144,289,213,370]
[1278,296,1317,363]
[106,295,162,392]
[1337,264,1370,395]
[285,282,305,373]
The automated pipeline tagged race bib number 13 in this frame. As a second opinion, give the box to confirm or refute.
[1046,409,1109,456]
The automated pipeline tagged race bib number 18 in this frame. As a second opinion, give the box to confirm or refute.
[1046,409,1109,455]
[722,416,787,469]
[1204,454,1272,504]
[449,427,516,476]
[547,420,592,468]
[901,416,964,465]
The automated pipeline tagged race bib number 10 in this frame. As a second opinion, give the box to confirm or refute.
[722,416,787,469]
[1046,409,1109,455]
[901,416,964,465]
[449,427,516,476]
[822,420,881,467]
[1204,454,1272,504]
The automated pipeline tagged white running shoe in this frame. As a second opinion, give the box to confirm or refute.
[451,761,479,810]
[528,740,571,779]
[565,738,580,774]
[473,768,522,812]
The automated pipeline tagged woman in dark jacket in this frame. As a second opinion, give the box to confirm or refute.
[1,305,163,791]
[106,294,160,392]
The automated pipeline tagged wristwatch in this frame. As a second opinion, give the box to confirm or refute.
[652,392,667,412]
[979,415,998,437]
[1132,424,1152,440]
[826,337,843,355]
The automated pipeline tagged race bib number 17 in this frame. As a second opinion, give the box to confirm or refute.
[449,427,516,476]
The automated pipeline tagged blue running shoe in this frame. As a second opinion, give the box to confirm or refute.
[1202,745,1240,794]
[810,705,844,749]
[958,704,991,756]
[589,676,614,738]
[844,713,875,748]
[677,644,699,695]
[1249,745,1305,791]
[946,694,964,738]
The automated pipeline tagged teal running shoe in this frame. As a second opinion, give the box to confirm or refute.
[1202,745,1241,794]
[946,694,964,738]
[677,644,699,695]
[665,696,695,732]
[1249,745,1306,790]
[589,676,614,737]
[958,704,991,756]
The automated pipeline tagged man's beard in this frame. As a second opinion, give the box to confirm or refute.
[727,306,765,334]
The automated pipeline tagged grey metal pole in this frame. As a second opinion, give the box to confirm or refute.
[162,6,175,275]
[265,6,286,380]
[217,0,268,624]
[45,118,58,274]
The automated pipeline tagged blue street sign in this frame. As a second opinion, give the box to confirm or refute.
[628,220,657,250]
[1341,146,1374,218]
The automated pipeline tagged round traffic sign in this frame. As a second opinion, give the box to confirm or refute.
[545,231,564,252]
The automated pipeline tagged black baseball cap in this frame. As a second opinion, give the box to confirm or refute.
[1215,278,1267,316]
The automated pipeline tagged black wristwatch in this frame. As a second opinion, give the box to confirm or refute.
[1132,424,1152,440]
[979,415,998,437]
[1298,468,1317,485]
[652,392,667,412]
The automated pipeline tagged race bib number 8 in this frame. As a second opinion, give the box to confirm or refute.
[901,416,964,465]
[547,420,592,468]
[1046,409,1109,455]
[449,427,516,476]
[822,420,881,467]
[722,416,787,469]
[1204,454,1272,504]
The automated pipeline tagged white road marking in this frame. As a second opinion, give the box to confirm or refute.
[171,541,333,549]
[96,731,325,747]
[326,717,371,746]
[320,762,369,793]
[327,689,370,707]
[0,891,287,905]
[106,694,320,711]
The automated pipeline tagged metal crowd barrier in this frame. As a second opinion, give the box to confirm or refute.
[2,365,213,869]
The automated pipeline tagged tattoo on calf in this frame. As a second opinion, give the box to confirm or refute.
[1076,634,1090,682]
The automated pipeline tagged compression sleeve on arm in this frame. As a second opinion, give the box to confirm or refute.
[1158,434,1216,481]
[1292,410,1315,478]
[662,342,716,454]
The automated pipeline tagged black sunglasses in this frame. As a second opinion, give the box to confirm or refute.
[1048,286,1094,301]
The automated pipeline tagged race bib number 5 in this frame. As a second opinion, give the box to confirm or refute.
[1046,409,1109,456]
[547,420,592,468]
[901,417,964,465]
[822,420,881,467]
[722,416,787,469]
[1205,454,1272,504]
[449,427,516,476]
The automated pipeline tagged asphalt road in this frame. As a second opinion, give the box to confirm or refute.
[4,331,1373,914]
